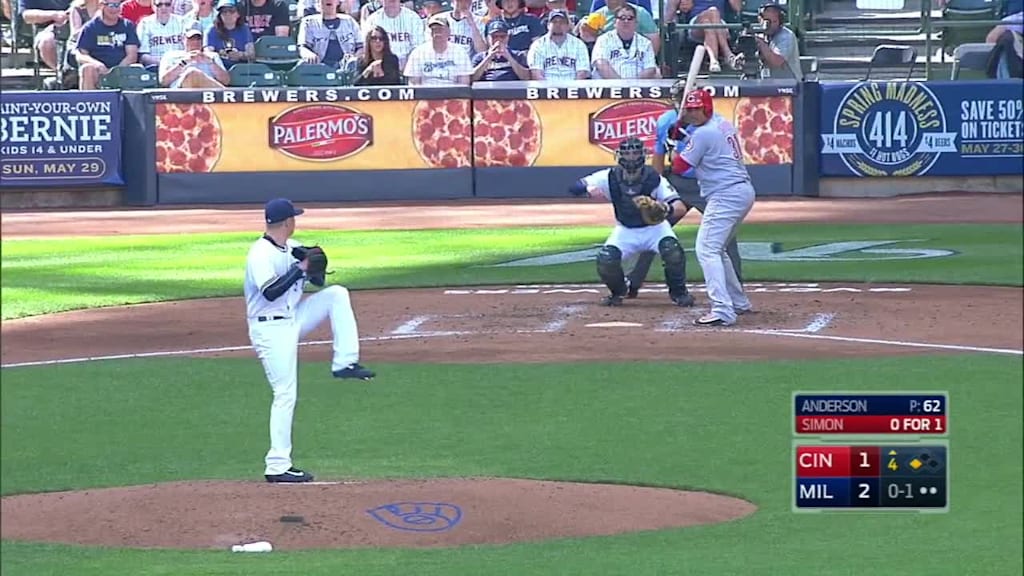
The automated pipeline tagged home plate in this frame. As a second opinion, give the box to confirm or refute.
[586,321,645,328]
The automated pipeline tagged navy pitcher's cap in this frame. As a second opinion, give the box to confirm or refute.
[265,198,304,224]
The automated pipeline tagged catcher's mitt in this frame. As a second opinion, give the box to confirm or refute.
[633,195,670,225]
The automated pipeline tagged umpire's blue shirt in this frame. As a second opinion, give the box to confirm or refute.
[654,109,696,179]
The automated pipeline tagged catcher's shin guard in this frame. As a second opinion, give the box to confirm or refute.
[658,237,690,300]
[627,251,657,297]
[596,245,628,297]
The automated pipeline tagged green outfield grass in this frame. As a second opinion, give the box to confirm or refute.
[2,221,1022,576]
[1,223,1021,319]
[1,356,1021,576]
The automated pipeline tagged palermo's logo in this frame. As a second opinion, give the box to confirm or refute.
[821,82,958,177]
[268,104,373,161]
[588,99,672,155]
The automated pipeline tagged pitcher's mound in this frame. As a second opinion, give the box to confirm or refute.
[1,477,756,550]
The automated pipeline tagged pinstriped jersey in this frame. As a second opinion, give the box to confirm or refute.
[360,6,425,64]
[526,33,590,80]
[590,32,656,79]
[440,10,485,56]
[403,42,473,84]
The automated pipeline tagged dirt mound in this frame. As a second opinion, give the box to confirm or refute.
[0,478,756,550]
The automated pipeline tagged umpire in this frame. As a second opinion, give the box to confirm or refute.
[625,80,744,299]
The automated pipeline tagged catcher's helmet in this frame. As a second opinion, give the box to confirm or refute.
[615,137,647,183]
[682,89,713,117]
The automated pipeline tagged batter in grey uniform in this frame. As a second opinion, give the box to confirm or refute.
[625,81,743,299]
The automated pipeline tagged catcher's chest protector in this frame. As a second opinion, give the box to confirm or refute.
[609,167,661,229]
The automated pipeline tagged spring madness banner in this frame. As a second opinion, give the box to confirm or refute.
[150,84,795,174]
[0,91,123,187]
[820,80,1024,177]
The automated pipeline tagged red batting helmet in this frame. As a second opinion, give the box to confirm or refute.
[682,90,713,117]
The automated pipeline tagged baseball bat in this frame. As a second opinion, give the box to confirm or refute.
[680,45,706,115]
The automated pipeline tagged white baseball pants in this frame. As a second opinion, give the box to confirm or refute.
[695,184,755,325]
[606,220,677,258]
[247,285,361,476]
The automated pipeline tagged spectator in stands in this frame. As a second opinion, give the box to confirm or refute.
[240,0,290,40]
[590,4,657,78]
[527,8,588,79]
[986,11,1023,78]
[588,0,650,20]
[356,24,403,83]
[360,0,424,68]
[666,0,740,72]
[185,0,214,29]
[578,0,658,55]
[298,0,360,67]
[360,0,383,20]
[18,0,71,70]
[747,2,801,79]
[471,18,528,79]
[158,26,229,85]
[171,0,192,16]
[205,0,253,64]
[469,0,487,17]
[138,0,188,69]
[68,0,101,49]
[497,0,543,51]
[403,12,472,83]
[75,0,140,88]
[532,0,575,24]
[417,0,448,17]
[120,0,153,23]
[442,0,486,56]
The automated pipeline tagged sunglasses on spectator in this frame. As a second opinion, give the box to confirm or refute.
[616,14,634,20]
[369,35,385,40]
[103,1,121,6]
[155,2,171,6]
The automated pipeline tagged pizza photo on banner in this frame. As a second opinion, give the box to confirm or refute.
[470,94,794,168]
[153,98,472,174]
[819,80,1024,177]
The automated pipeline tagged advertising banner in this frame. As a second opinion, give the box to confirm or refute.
[471,83,795,168]
[0,91,123,187]
[150,86,471,174]
[820,80,1024,177]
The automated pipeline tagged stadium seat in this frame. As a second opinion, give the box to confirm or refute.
[864,43,917,80]
[283,62,342,86]
[951,41,995,79]
[799,55,818,80]
[99,65,158,89]
[229,62,282,86]
[254,35,301,71]
[941,0,1001,55]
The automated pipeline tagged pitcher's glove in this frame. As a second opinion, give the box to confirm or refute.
[633,195,670,225]
[292,245,331,286]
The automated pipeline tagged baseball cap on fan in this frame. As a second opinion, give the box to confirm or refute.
[265,198,304,224]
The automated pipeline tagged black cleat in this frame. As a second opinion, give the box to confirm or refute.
[626,278,640,299]
[265,467,314,483]
[672,293,695,307]
[601,294,624,306]
[333,363,376,380]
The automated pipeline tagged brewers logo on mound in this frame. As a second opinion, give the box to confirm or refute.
[821,82,958,177]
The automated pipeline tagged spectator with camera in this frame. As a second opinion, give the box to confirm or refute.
[74,0,141,88]
[205,0,253,65]
[158,26,229,85]
[137,0,189,69]
[471,18,529,79]
[297,0,360,67]
[741,2,801,79]
[590,4,657,78]
[527,8,589,79]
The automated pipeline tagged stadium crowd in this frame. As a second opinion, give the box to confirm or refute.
[10,0,805,88]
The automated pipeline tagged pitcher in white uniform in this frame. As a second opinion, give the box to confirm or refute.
[244,198,375,483]
[673,90,755,326]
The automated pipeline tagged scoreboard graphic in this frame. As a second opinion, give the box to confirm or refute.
[792,392,950,513]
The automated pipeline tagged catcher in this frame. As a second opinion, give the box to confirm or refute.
[243,198,374,484]
[568,137,695,307]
